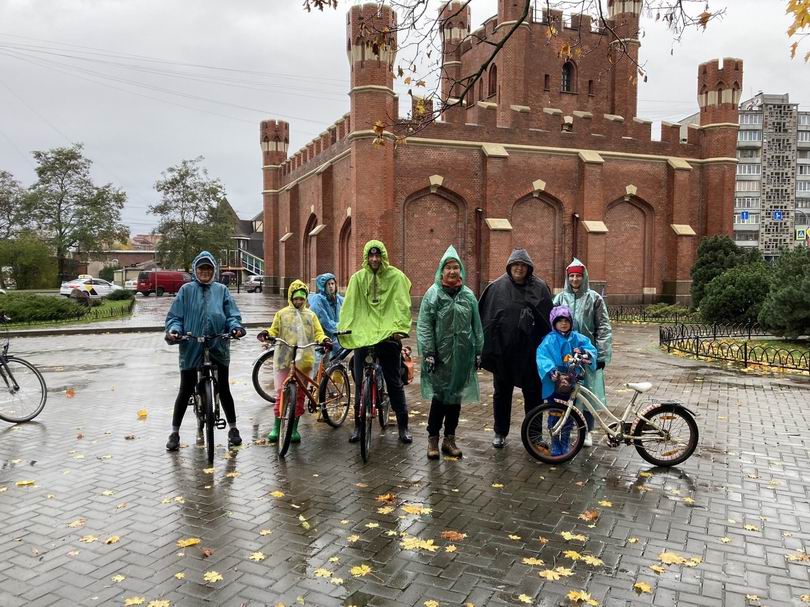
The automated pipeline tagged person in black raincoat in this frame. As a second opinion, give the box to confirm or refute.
[478,249,554,448]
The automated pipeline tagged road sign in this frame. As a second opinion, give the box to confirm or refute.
[740,211,750,221]
[773,210,783,221]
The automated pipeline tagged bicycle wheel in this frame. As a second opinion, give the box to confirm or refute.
[0,357,47,423]
[278,383,297,457]
[378,388,391,429]
[633,404,699,467]
[252,349,277,403]
[359,374,374,463]
[319,364,350,428]
[202,379,216,464]
[520,403,586,464]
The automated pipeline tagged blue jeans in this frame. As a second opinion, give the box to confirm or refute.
[546,392,574,456]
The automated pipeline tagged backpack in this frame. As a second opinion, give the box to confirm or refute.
[400,345,415,385]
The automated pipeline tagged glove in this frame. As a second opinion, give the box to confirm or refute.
[596,360,605,370]
[550,369,560,382]
[231,326,246,339]
[475,355,482,370]
[321,338,333,350]
[165,331,180,345]
[424,355,436,374]
[257,329,270,342]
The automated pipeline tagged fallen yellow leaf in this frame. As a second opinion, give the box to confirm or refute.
[400,536,438,552]
[634,581,653,594]
[136,408,147,419]
[79,535,98,543]
[491,483,504,488]
[146,601,171,607]
[563,550,582,560]
[627,537,639,544]
[123,598,144,606]
[800,595,810,604]
[560,531,588,542]
[67,518,86,528]
[578,509,600,523]
[508,534,522,541]
[566,589,598,605]
[346,534,360,543]
[440,530,467,542]
[425,601,440,607]
[15,480,36,487]
[445,545,457,553]
[401,503,431,515]
[176,538,201,548]
[720,537,731,543]
[111,575,126,583]
[328,556,340,563]
[658,551,687,565]
[517,594,532,604]
[365,522,379,529]
[377,506,394,515]
[744,524,760,532]
[649,564,666,574]
[259,529,273,536]
[376,493,396,503]
[350,564,372,577]
[269,490,285,498]
[104,535,120,545]
[202,570,223,583]
[581,555,604,567]
[555,566,574,577]
[598,500,613,508]
[537,569,560,581]
[249,552,265,562]
[313,568,332,578]
[522,557,544,566]
[174,572,185,580]
[202,467,215,474]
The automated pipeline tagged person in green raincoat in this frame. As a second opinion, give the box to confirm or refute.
[416,246,483,460]
[338,240,413,444]
[553,258,613,447]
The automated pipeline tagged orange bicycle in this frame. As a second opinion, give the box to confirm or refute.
[267,332,352,457]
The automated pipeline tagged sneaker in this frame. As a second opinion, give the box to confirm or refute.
[583,432,593,448]
[166,432,180,452]
[228,427,242,447]
[492,434,506,449]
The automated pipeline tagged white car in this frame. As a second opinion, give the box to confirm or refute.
[124,279,137,291]
[59,277,122,298]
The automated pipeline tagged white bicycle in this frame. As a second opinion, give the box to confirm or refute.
[520,352,699,467]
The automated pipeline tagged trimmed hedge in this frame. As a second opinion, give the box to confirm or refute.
[0,293,86,323]
[105,288,135,301]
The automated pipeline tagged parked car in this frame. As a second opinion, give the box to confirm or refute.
[124,279,137,291]
[136,271,192,296]
[245,275,263,293]
[59,277,122,298]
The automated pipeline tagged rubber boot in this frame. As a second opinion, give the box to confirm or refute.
[267,418,281,443]
[441,435,462,458]
[427,436,440,460]
[291,418,301,443]
[396,410,412,444]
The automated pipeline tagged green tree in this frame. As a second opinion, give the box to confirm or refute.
[758,248,810,339]
[701,262,771,325]
[28,144,129,285]
[98,264,120,282]
[690,235,760,308]
[149,157,234,271]
[0,232,57,289]
[0,170,29,239]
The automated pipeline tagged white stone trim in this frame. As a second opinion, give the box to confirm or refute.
[485,218,512,230]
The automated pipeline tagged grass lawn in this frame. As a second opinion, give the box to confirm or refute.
[3,298,134,330]
[746,338,810,356]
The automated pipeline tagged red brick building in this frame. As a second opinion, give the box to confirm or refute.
[261,1,742,303]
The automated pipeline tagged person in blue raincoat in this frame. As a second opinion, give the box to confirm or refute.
[308,272,344,373]
[536,306,597,456]
[553,259,613,447]
[416,246,483,460]
[164,251,246,452]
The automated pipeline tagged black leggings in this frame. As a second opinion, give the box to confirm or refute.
[172,364,236,428]
[352,340,407,417]
[426,399,460,437]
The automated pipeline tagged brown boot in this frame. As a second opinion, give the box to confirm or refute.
[427,436,440,460]
[441,435,462,458]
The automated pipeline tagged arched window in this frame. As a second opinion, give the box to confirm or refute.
[561,61,576,93]
[488,64,497,97]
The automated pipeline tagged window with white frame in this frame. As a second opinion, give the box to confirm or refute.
[738,130,762,141]
[799,165,810,175]
[798,181,810,192]
[800,150,810,159]
[800,114,810,126]
[736,180,760,192]
[735,197,760,208]
[739,113,763,125]
[799,131,810,142]
[797,198,810,209]
[737,164,761,175]
[737,149,760,159]
[734,212,760,224]
[734,231,759,241]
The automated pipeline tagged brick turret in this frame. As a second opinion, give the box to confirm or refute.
[440,1,470,123]
[607,0,642,119]
[496,0,531,127]
[347,3,399,263]
[698,57,744,237]
[260,119,289,291]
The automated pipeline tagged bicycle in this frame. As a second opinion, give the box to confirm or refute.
[520,352,699,467]
[266,332,352,457]
[356,341,395,463]
[253,333,352,428]
[176,332,236,464]
[0,313,47,423]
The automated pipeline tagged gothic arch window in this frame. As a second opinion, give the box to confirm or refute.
[488,64,497,97]
[561,61,576,93]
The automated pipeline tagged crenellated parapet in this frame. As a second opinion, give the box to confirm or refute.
[260,120,289,165]
[698,57,743,124]
[279,114,352,181]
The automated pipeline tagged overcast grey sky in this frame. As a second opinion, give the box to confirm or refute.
[0,0,807,235]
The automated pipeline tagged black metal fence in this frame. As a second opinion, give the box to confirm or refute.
[659,323,810,373]
[610,305,700,324]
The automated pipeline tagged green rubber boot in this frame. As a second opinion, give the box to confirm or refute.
[291,418,301,443]
[267,418,281,443]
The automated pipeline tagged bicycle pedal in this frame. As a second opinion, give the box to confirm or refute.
[215,419,227,430]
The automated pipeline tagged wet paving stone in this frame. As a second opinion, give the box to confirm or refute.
[1,322,810,605]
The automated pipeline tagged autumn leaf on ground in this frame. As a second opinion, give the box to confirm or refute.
[682,497,696,506]
[79,535,98,543]
[555,566,574,577]
[786,550,810,562]
[328,556,340,563]
[111,574,126,583]
[365,522,379,529]
[744,524,760,532]
[269,490,285,498]
[376,493,395,503]
[355,482,368,488]
[104,535,120,545]
[202,571,223,583]
[563,550,582,560]
[658,551,687,565]
[259,529,272,536]
[313,568,332,578]
[298,514,311,530]
[15,480,36,487]
[346,534,360,543]
[537,536,549,544]
[578,509,600,523]
[225,471,240,478]
[124,598,145,606]
[517,594,533,604]
[638,471,653,478]
[538,569,561,581]
[400,536,438,552]
[136,408,147,419]
[560,531,588,542]
[441,530,466,542]
[685,556,702,567]
[424,601,440,607]
[508,534,522,541]
[720,537,732,544]
[350,564,372,577]
[248,551,265,562]
[176,538,201,548]
[567,589,598,605]
[202,467,215,474]
[146,601,170,607]
[65,388,76,399]
[401,503,431,515]
[445,545,457,553]
[377,506,394,515]
[649,564,666,574]
[581,555,604,567]
[522,557,544,566]
[800,595,810,604]
[627,537,639,544]
[101,490,115,496]
[67,518,86,528]
[633,581,653,594]
[745,595,760,604]
[491,483,504,488]
[598,500,613,508]
[174,572,185,580]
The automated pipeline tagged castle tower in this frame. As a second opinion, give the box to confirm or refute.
[260,119,289,292]
[698,57,744,237]
[439,1,470,123]
[607,0,642,119]
[347,3,399,262]
[495,0,531,127]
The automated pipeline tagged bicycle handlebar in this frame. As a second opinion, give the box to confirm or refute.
[268,336,327,350]
[175,332,234,344]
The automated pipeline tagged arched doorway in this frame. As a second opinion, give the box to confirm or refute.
[402,189,466,295]
[302,213,317,287]
[604,197,654,298]
[338,217,352,290]
[510,195,563,288]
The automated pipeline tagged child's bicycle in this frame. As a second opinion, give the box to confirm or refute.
[520,352,699,467]
[177,332,237,465]
[0,313,47,424]
[267,331,352,457]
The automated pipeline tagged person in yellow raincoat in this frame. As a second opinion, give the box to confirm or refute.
[258,280,330,443]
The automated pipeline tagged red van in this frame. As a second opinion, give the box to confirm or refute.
[136,271,192,296]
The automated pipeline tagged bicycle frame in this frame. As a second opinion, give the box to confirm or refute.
[272,338,329,411]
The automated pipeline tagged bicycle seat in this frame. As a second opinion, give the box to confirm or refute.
[626,382,653,393]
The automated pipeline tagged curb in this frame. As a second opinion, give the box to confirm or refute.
[6,321,269,338]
